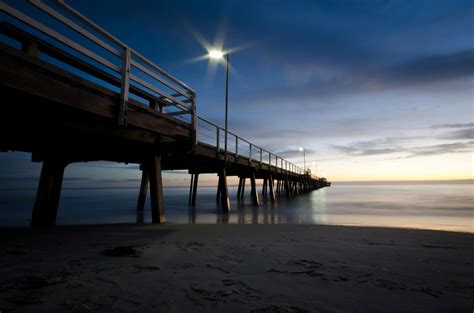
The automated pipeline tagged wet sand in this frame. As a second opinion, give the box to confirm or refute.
[0,224,473,312]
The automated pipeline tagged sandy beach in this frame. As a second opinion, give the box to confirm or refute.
[0,224,473,312]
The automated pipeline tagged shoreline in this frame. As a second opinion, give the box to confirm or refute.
[1,223,473,312]
[1,222,473,235]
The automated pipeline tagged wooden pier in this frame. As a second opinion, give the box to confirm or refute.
[0,1,330,226]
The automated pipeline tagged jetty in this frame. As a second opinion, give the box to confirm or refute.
[0,0,330,226]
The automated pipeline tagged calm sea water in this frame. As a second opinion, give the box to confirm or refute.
[0,183,472,233]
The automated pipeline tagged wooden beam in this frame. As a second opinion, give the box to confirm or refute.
[218,168,230,212]
[268,175,276,203]
[148,143,165,223]
[284,178,291,199]
[137,164,149,213]
[192,173,199,206]
[188,173,194,205]
[250,172,259,206]
[48,163,65,223]
[216,174,221,203]
[236,177,243,198]
[31,160,66,226]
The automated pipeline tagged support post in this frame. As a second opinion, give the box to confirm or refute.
[218,168,230,212]
[237,177,243,198]
[31,160,66,226]
[148,141,165,223]
[261,178,267,196]
[137,164,149,212]
[216,174,221,203]
[188,173,194,205]
[250,172,260,206]
[192,173,199,206]
[268,175,276,202]
[240,177,246,199]
[284,177,291,199]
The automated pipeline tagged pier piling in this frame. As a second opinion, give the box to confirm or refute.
[31,160,66,226]
[250,172,260,206]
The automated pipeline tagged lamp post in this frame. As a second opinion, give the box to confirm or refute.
[208,49,230,160]
[298,147,306,173]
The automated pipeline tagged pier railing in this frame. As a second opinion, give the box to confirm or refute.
[197,116,305,175]
[0,0,196,129]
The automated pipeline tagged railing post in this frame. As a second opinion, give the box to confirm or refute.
[118,47,131,126]
[224,129,228,162]
[249,143,252,163]
[235,136,238,159]
[216,126,220,159]
[259,149,262,165]
[190,93,197,150]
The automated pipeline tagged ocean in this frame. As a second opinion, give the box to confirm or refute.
[0,182,472,233]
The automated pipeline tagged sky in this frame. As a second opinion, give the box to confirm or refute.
[0,0,473,187]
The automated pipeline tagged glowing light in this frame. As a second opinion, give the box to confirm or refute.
[298,147,304,152]
[208,49,224,60]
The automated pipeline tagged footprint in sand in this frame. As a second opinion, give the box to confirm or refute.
[179,241,205,251]
[250,304,310,313]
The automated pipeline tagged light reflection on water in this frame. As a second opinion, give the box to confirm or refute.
[0,184,472,233]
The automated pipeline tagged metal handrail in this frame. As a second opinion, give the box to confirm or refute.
[197,116,304,175]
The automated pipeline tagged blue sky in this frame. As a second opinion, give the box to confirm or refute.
[0,0,473,186]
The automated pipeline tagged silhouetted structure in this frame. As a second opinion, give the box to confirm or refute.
[0,1,330,226]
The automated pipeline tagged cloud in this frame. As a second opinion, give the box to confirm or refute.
[405,141,474,158]
[334,138,474,158]
[432,122,474,129]
[431,122,474,140]
[440,128,474,140]
[384,50,474,85]
[238,49,474,105]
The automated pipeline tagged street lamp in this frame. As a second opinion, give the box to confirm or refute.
[208,49,230,159]
[298,147,306,173]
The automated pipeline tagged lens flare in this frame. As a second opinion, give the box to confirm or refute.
[209,49,224,59]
